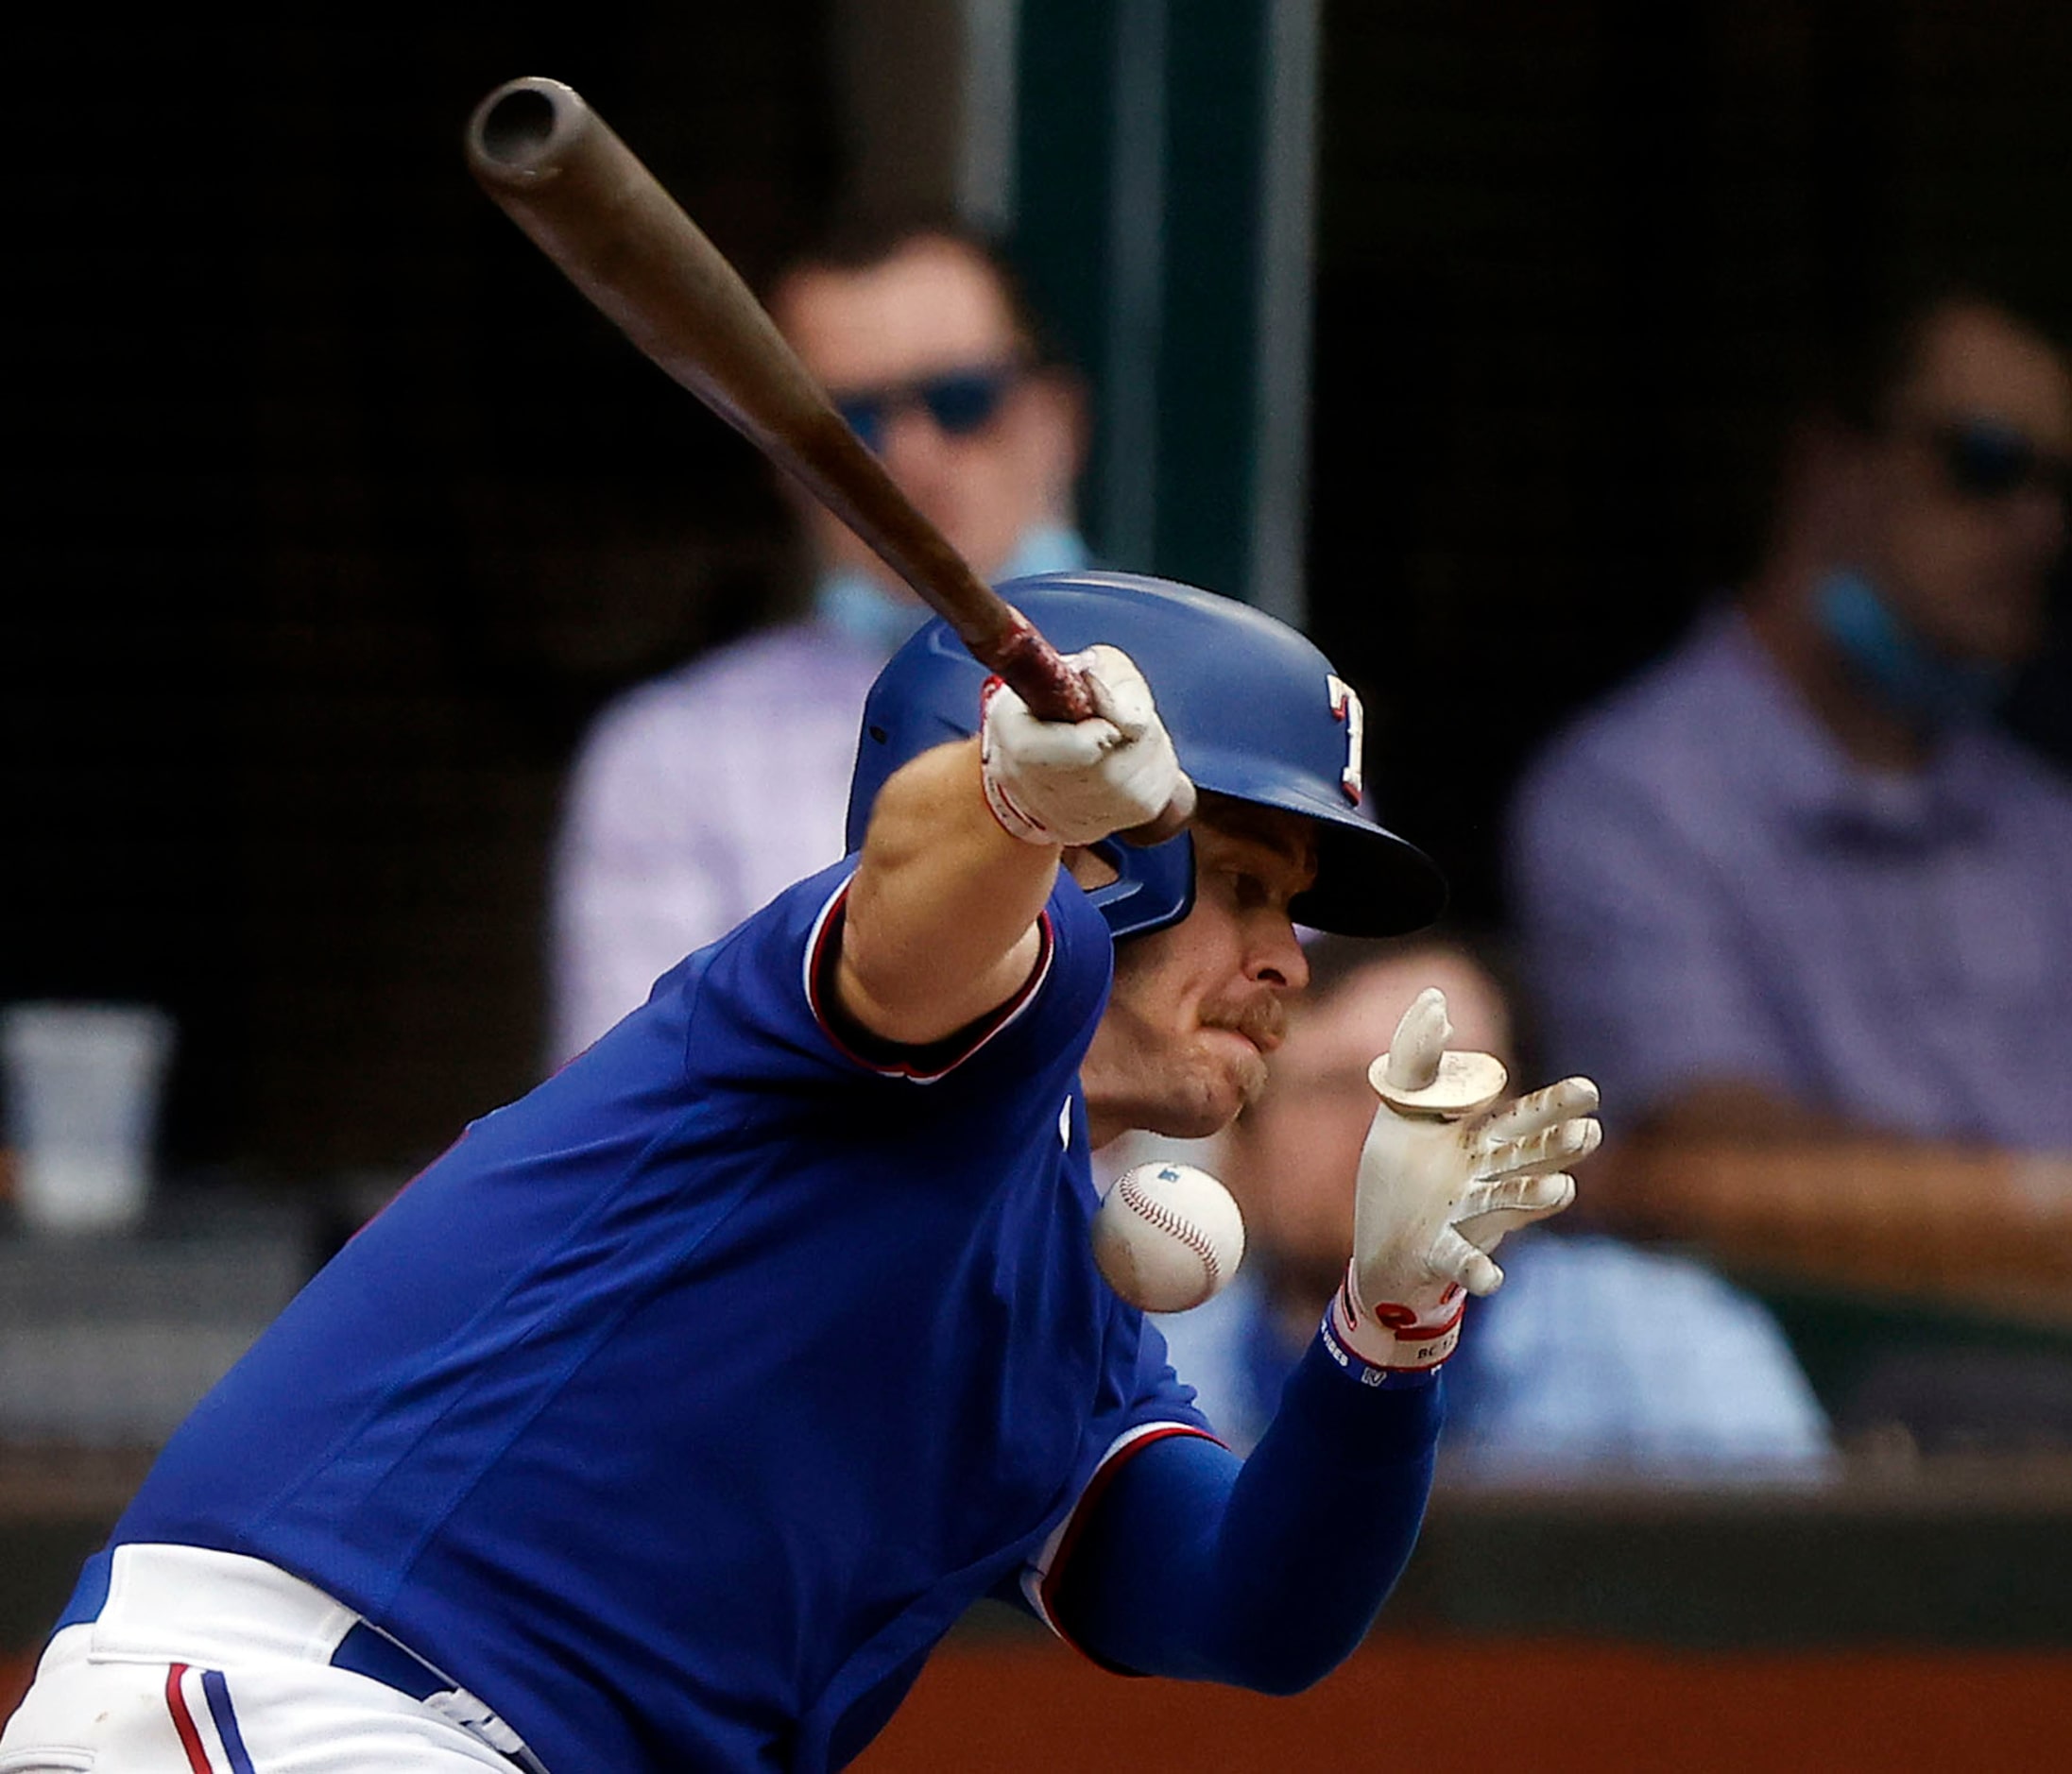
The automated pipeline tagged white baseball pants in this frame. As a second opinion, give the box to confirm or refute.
[0,1546,534,1773]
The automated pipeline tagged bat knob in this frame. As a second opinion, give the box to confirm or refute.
[467,77,588,186]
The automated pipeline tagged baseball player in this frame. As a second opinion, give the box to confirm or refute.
[3,573,1600,1773]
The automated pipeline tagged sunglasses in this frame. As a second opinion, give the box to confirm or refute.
[831,362,1024,453]
[1917,418,2072,503]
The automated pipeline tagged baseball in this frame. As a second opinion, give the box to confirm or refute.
[1092,1162,1246,1313]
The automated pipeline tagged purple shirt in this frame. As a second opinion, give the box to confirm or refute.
[548,530,1091,1066]
[1506,606,2072,1150]
[549,622,886,1062]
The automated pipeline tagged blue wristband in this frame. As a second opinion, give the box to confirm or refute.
[1317,1309,1442,1392]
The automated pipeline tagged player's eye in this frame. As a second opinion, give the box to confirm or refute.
[1223,868,1280,913]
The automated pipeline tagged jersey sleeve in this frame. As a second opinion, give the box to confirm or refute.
[1011,1308,1218,1646]
[800,876,1062,1082]
[1024,1334,1443,1693]
[682,857,1115,1100]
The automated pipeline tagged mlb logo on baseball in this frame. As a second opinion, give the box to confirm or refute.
[1092,1161,1247,1314]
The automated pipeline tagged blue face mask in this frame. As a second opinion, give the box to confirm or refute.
[813,571,935,659]
[813,524,1091,660]
[991,522,1091,583]
[1813,568,2012,727]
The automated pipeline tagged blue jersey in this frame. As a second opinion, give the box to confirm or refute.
[113,860,1211,1773]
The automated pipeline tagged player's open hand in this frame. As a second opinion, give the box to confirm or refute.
[979,643,1190,846]
[1327,987,1600,1373]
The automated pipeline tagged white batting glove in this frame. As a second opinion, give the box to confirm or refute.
[978,643,1190,846]
[1325,987,1601,1374]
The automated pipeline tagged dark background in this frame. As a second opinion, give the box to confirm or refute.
[1307,0,2072,934]
[9,11,838,1179]
[9,1,2072,1189]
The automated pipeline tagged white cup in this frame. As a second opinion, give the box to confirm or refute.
[2,1002,176,1235]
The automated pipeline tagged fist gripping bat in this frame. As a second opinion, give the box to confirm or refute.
[465,77,1189,807]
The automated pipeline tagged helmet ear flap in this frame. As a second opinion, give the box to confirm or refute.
[1082,829,1195,942]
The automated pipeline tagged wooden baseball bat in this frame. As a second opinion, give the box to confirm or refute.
[463,76,1100,725]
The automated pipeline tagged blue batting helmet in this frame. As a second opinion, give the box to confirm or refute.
[843,571,1446,940]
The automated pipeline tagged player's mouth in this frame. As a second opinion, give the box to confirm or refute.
[1202,996,1286,1057]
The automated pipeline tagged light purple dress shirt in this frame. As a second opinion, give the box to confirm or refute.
[549,527,1091,1065]
[1507,605,2072,1150]
[549,622,886,1062]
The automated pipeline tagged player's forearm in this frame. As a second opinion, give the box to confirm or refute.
[840,737,1059,1044]
[1053,1339,1441,1693]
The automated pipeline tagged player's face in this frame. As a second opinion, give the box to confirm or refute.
[772,236,1084,587]
[1082,807,1316,1147]
[1867,301,2072,667]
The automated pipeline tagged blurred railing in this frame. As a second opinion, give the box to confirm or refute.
[1588,1137,2072,1460]
[1604,1138,2072,1327]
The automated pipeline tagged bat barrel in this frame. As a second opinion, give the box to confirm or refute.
[461,77,1104,732]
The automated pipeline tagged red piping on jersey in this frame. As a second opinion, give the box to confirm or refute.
[804,879,1055,1082]
[1038,1423,1222,1670]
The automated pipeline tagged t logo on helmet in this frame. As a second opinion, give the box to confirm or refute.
[1327,675,1364,805]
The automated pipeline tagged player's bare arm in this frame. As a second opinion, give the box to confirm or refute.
[837,735,1059,1045]
[839,643,1190,1046]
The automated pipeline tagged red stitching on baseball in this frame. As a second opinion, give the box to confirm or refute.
[1117,1171,1221,1286]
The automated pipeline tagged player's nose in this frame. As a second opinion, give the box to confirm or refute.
[1248,917,1310,993]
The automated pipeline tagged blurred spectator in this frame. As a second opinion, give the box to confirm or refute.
[1155,937,1833,1480]
[1506,288,2072,1151]
[548,216,1089,1062]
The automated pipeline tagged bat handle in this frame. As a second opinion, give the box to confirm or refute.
[992,608,1196,842]
[986,611,1093,724]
